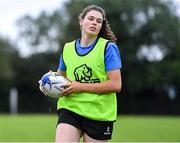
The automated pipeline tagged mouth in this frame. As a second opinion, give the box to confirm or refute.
[89,27,96,32]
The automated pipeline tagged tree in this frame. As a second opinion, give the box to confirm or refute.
[16,0,180,114]
[0,37,19,112]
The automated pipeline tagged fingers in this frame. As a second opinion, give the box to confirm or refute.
[61,86,72,96]
[39,70,53,96]
[60,82,72,96]
[41,86,49,96]
[39,80,43,92]
[61,81,81,96]
[60,82,71,88]
[66,77,73,82]
[39,80,48,96]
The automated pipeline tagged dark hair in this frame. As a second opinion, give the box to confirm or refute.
[78,5,117,43]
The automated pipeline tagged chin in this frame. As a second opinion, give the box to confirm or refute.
[87,31,98,37]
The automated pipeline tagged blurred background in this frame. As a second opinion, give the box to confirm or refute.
[0,0,180,142]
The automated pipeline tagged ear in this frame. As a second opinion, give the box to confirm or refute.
[79,18,83,26]
[79,18,83,30]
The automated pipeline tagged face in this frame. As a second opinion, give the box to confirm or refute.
[79,10,103,37]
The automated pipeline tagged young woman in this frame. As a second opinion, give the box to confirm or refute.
[55,5,122,142]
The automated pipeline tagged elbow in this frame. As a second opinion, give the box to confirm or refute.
[114,84,122,93]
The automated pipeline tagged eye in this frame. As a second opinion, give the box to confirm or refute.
[88,16,94,21]
[97,19,102,24]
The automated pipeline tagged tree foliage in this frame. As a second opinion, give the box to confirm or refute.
[0,38,19,92]
[1,0,180,114]
[0,37,19,112]
[17,0,180,94]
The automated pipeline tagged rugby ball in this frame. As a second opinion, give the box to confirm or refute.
[39,72,69,98]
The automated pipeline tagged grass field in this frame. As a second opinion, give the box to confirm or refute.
[0,114,180,142]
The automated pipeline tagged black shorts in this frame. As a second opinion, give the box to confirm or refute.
[57,109,114,140]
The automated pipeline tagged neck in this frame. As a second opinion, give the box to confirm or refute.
[80,34,97,47]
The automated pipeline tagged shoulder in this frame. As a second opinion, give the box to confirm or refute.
[98,37,109,45]
[98,37,118,49]
[105,41,119,52]
[104,41,122,71]
[64,40,76,47]
[63,40,76,53]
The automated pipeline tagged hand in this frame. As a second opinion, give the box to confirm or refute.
[38,70,53,96]
[38,80,48,96]
[61,81,82,96]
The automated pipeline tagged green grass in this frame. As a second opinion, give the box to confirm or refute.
[0,114,180,142]
[112,115,180,142]
[0,114,56,142]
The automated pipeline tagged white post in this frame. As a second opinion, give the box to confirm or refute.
[9,87,18,114]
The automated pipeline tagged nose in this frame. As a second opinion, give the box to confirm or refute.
[92,20,97,25]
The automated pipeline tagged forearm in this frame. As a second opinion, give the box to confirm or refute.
[57,69,66,77]
[80,80,121,94]
[60,69,122,96]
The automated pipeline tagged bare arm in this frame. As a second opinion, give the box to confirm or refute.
[61,69,122,95]
[57,69,66,77]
